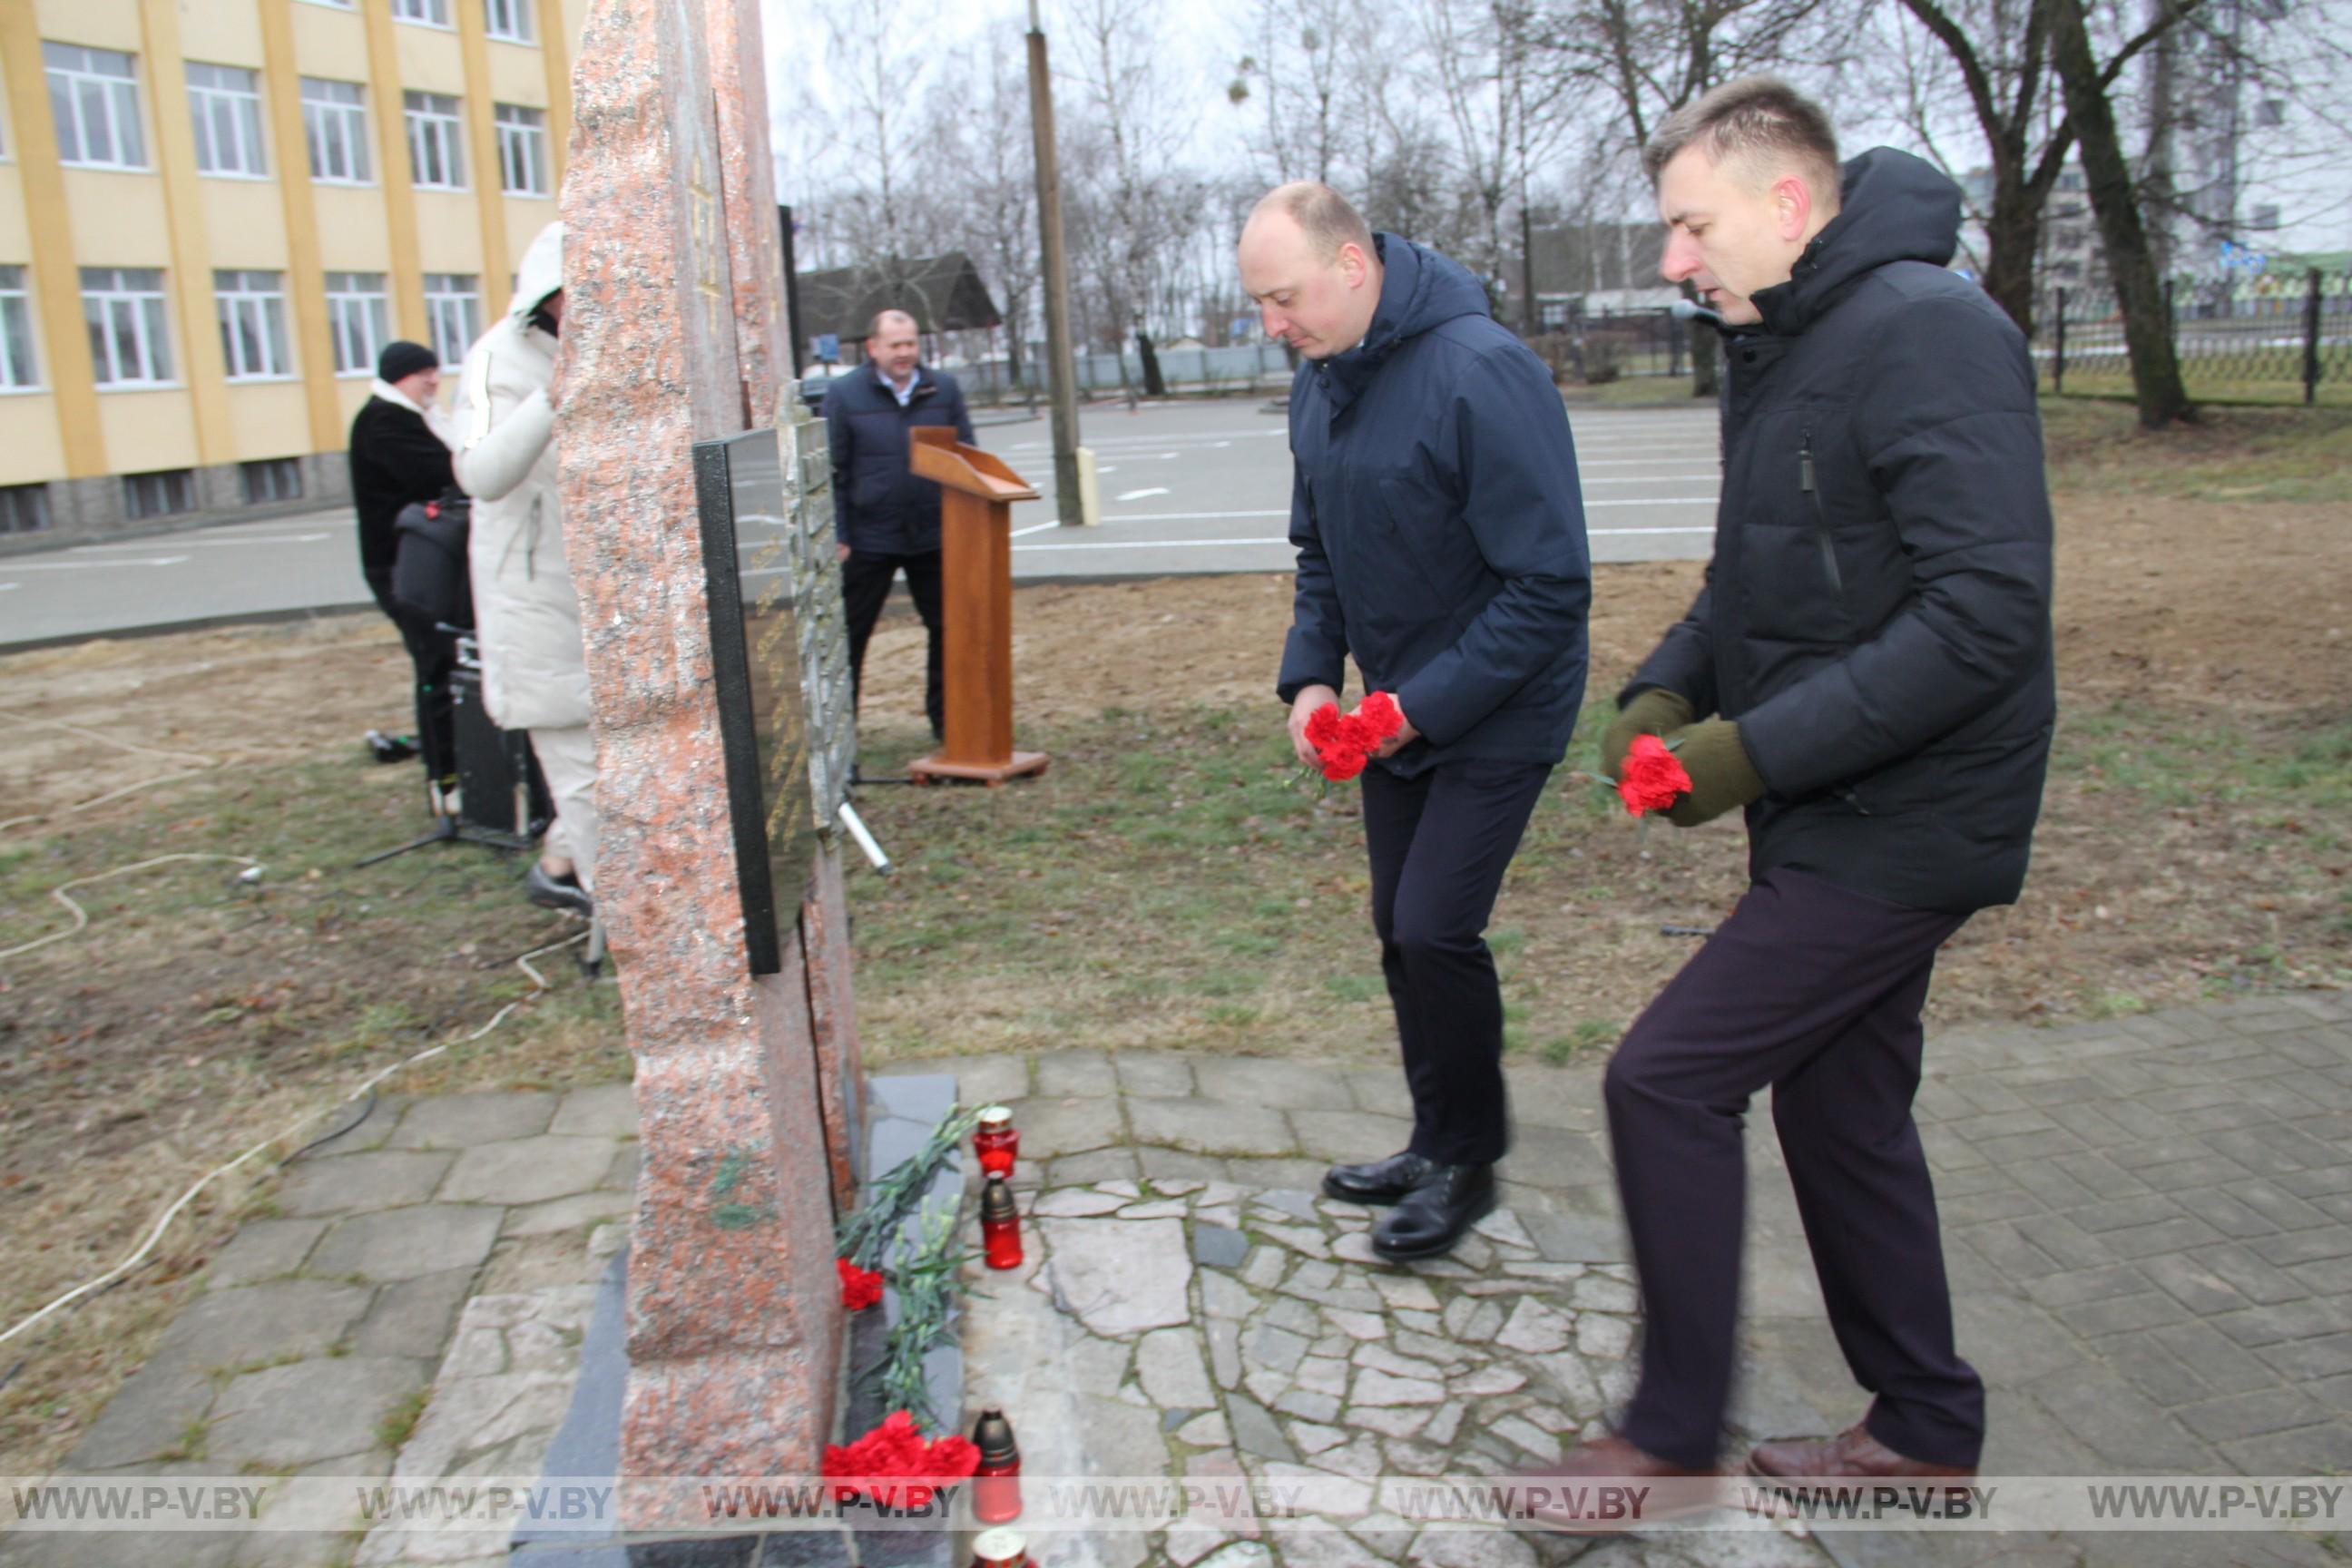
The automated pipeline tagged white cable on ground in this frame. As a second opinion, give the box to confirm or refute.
[0,711,220,834]
[0,854,261,962]
[0,927,588,1349]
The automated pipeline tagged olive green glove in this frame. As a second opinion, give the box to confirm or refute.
[1599,688,1696,780]
[1663,719,1767,827]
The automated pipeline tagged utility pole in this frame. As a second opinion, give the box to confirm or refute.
[1027,0,1083,526]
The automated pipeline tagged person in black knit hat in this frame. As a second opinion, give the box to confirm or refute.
[348,338,461,805]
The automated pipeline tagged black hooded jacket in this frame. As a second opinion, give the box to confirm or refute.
[1278,233,1592,775]
[1627,149,2056,912]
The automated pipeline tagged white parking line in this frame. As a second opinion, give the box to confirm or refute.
[1012,524,1713,554]
[67,533,330,552]
[5,555,191,570]
[1115,487,1171,502]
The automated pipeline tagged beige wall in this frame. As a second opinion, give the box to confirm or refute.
[226,379,310,460]
[0,398,69,484]
[201,180,291,270]
[99,388,200,472]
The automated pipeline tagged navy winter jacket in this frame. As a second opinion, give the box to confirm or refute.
[1276,233,1592,777]
[824,364,975,555]
[1627,149,2056,912]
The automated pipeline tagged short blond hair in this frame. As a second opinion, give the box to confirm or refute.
[1642,76,1840,199]
[1252,181,1375,264]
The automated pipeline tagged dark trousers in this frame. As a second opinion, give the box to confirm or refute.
[1360,757,1553,1167]
[371,582,457,787]
[841,547,945,740]
[1608,867,1984,1470]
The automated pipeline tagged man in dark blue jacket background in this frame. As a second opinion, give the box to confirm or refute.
[1240,181,1592,1263]
[825,309,975,742]
[1514,79,2054,1525]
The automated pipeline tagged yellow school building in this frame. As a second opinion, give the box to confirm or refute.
[0,0,583,546]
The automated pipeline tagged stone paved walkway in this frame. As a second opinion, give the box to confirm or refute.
[6,992,2347,1567]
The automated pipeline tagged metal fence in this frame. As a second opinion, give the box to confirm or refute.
[1528,307,1690,384]
[2036,268,2352,406]
[953,341,1293,404]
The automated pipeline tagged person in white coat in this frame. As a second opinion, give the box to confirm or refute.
[453,220,595,916]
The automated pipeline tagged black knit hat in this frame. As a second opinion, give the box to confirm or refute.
[378,339,438,382]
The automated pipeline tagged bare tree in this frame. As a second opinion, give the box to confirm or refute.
[1228,0,1353,185]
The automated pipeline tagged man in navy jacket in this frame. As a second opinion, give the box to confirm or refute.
[825,309,975,742]
[1241,181,1591,1262]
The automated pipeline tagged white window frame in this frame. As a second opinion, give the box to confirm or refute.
[82,267,175,387]
[215,270,293,381]
[325,271,389,377]
[493,103,547,196]
[1,266,40,391]
[301,77,371,185]
[404,91,466,191]
[45,43,148,172]
[392,0,454,27]
[485,0,535,43]
[186,62,268,178]
[423,274,480,369]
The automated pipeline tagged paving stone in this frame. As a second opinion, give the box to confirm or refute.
[1273,1530,1387,1568]
[1393,1328,1477,1367]
[310,1205,504,1283]
[64,1363,217,1469]
[2255,1332,2352,1382]
[1369,1273,1441,1312]
[1032,1188,1130,1218]
[1263,1296,1324,1338]
[202,1219,328,1288]
[2147,1319,2292,1395]
[437,1135,617,1206]
[385,1092,558,1149]
[1227,1393,1297,1462]
[1226,1157,1335,1191]
[1175,1410,1231,1448]
[207,1357,426,1467]
[1521,1209,1627,1263]
[1568,1274,1637,1314]
[2032,1364,2211,1470]
[1259,1221,1331,1259]
[1472,1210,1535,1250]
[1192,1058,1357,1112]
[1489,1414,1562,1462]
[1122,1199,1191,1220]
[1048,1146,1143,1184]
[1200,1269,1255,1324]
[1114,1052,1195,1098]
[1244,1323,1311,1377]
[349,1267,475,1359]
[2220,1422,2352,1475]
[1494,1298,1573,1355]
[1320,1308,1388,1341]
[546,1082,638,1138]
[1161,1522,1230,1567]
[1207,1318,1242,1391]
[2134,1253,2249,1314]
[1194,1544,1275,1568]
[1009,1097,1124,1161]
[1262,1464,1374,1520]
[2196,1240,2319,1304]
[1576,1312,1635,1362]
[1034,1050,1116,1098]
[1034,1217,1191,1336]
[1289,1418,1348,1455]
[1350,1368,1445,1406]
[1406,1528,1538,1568]
[1138,1327,1217,1408]
[1241,1246,1289,1289]
[1297,1356,1352,1397]
[1127,1098,1297,1157]
[1345,1403,1433,1440]
[2176,1387,2336,1444]
[1275,1389,1342,1423]
[1329,1230,1384,1266]
[601,1142,641,1190]
[2053,1291,2190,1338]
[502,1186,635,1237]
[1451,1365,1527,1397]
[276,1150,455,1218]
[1289,1109,1417,1163]
[147,1279,375,1374]
[1194,1223,1250,1269]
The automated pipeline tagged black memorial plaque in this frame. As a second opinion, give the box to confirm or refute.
[696,426,816,975]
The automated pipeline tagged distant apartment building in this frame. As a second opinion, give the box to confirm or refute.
[0,0,581,545]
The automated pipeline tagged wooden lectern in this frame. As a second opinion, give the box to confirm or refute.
[905,427,1050,786]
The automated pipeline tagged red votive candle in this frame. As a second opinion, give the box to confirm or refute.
[980,1172,1024,1269]
[969,1526,1032,1568]
[970,1407,1022,1524]
[974,1105,1019,1177]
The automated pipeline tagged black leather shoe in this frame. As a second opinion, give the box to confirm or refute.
[1322,1151,1436,1206]
[525,862,593,917]
[1372,1163,1496,1260]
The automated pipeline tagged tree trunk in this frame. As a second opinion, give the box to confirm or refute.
[2049,0,2190,427]
[1136,331,1167,397]
[1690,321,1720,399]
[1980,162,2043,340]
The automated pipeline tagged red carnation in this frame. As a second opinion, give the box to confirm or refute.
[1305,691,1406,782]
[821,1411,982,1509]
[837,1257,885,1311]
[1617,734,1693,816]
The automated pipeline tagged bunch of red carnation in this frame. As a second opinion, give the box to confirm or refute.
[1303,691,1404,782]
[1614,734,1693,816]
[819,1410,980,1509]
[836,1258,885,1311]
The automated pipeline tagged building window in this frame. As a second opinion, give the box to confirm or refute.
[326,271,389,377]
[124,469,199,520]
[215,270,292,380]
[405,92,465,191]
[1,266,38,389]
[0,485,51,534]
[2258,98,2287,130]
[392,0,453,25]
[485,0,535,43]
[242,457,304,503]
[44,43,148,171]
[301,78,369,184]
[423,274,480,368]
[81,267,173,387]
[494,103,547,196]
[186,63,267,177]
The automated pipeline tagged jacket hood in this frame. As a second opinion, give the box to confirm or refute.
[510,221,564,321]
[1319,233,1492,410]
[1753,148,1959,337]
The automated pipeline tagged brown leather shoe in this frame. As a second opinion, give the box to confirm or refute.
[1496,1435,1726,1533]
[1746,1422,1975,1483]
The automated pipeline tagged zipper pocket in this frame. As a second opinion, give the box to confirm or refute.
[1800,428,1844,596]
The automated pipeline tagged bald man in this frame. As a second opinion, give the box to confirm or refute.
[1242,182,1591,1261]
[826,308,975,745]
